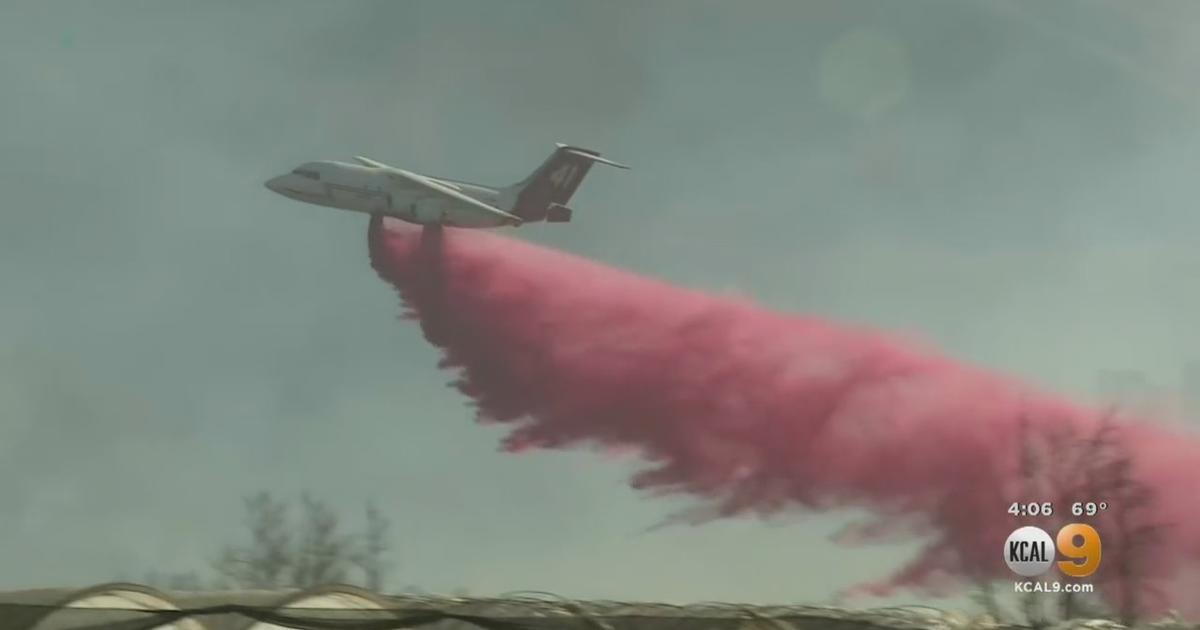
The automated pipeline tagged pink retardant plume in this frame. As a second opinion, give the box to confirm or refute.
[367,216,1200,616]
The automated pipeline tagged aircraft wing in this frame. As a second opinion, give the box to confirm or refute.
[353,156,523,225]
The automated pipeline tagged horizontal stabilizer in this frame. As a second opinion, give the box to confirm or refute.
[554,143,631,170]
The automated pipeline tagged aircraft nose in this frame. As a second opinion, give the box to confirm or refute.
[264,175,287,193]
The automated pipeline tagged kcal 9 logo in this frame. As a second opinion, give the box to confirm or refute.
[1004,524,1102,578]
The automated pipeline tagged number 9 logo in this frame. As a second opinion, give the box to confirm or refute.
[1056,523,1102,578]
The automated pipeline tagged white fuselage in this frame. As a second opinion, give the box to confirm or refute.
[264,161,510,228]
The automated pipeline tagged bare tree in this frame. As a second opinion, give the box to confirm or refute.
[212,491,294,589]
[290,492,358,586]
[211,492,392,590]
[970,408,1168,626]
[353,501,392,591]
[1087,431,1170,625]
[1040,409,1172,625]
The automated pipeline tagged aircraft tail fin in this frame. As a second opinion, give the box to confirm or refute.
[499,144,629,222]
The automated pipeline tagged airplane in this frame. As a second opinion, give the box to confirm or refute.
[264,143,629,228]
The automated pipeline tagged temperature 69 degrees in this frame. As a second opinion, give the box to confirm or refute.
[1005,524,1102,579]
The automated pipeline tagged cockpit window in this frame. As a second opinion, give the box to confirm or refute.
[292,168,320,180]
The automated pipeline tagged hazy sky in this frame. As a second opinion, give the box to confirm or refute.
[3,0,1200,606]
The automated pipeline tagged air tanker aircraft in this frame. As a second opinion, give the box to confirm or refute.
[265,143,628,228]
